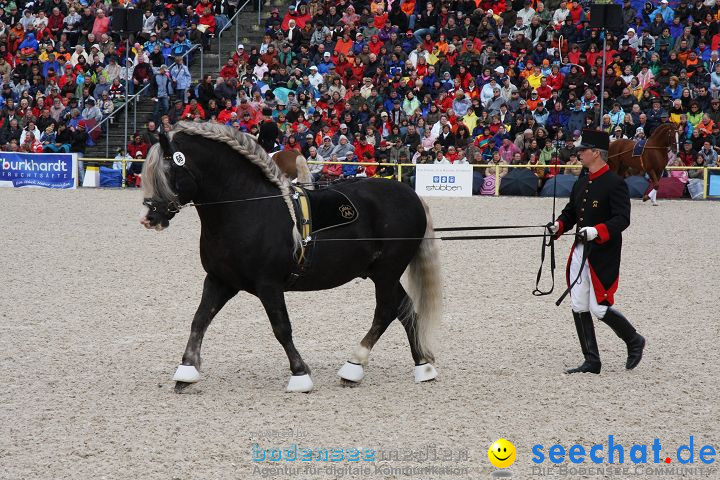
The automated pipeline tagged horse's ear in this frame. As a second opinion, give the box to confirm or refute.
[159,132,172,157]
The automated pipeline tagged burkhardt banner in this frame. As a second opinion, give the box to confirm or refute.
[414,163,473,197]
[0,152,77,189]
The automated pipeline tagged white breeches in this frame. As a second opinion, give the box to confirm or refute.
[569,244,608,319]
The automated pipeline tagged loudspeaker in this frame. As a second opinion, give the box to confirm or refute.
[111,7,127,32]
[111,7,143,33]
[126,9,143,34]
[589,4,623,31]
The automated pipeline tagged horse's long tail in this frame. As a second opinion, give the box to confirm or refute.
[294,154,314,190]
[404,199,442,363]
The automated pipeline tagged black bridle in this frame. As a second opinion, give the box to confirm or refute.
[143,133,198,222]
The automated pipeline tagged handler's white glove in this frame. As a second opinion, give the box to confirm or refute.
[546,221,560,234]
[579,226,598,241]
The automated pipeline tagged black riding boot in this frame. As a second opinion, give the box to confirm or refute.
[601,308,645,369]
[566,311,601,374]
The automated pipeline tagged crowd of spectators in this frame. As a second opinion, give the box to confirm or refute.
[4,0,720,194]
[0,0,205,160]
[164,0,718,195]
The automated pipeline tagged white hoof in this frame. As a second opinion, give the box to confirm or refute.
[414,363,438,383]
[173,364,200,383]
[286,374,313,393]
[338,361,365,383]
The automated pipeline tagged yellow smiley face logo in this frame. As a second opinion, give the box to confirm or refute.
[488,438,517,469]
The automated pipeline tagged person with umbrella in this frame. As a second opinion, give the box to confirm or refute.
[548,129,645,375]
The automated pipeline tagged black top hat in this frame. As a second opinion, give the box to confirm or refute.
[578,129,610,151]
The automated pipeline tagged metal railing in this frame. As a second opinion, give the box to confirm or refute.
[80,157,145,188]
[477,164,716,199]
[88,44,203,158]
[217,0,254,70]
[78,158,720,198]
[304,162,719,199]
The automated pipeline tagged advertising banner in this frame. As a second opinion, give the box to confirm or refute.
[0,153,77,189]
[414,163,473,197]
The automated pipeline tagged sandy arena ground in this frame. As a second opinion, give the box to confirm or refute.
[1,188,718,480]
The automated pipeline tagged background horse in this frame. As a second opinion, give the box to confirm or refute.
[270,150,314,189]
[140,122,441,393]
[607,122,679,205]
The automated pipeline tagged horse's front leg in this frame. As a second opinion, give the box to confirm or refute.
[257,286,313,393]
[647,169,660,206]
[173,275,238,392]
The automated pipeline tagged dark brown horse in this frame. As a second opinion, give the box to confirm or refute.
[607,122,679,205]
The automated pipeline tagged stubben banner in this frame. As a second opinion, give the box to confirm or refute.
[415,163,473,197]
[0,153,77,189]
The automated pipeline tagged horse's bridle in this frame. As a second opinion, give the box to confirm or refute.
[607,124,680,160]
[142,196,181,215]
[652,123,680,153]
[143,133,198,220]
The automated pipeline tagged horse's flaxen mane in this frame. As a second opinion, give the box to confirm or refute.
[142,121,302,253]
[172,121,290,186]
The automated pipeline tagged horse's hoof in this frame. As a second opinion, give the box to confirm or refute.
[642,195,649,202]
[340,378,362,387]
[286,374,313,393]
[414,362,438,383]
[174,381,193,393]
[172,364,200,383]
[338,361,365,383]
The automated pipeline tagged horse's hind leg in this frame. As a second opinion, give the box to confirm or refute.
[396,285,437,382]
[257,287,313,393]
[338,280,404,384]
[173,275,238,392]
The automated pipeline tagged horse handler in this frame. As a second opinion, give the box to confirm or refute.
[548,129,645,374]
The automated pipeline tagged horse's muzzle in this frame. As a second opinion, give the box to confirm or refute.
[142,198,177,230]
[141,213,170,230]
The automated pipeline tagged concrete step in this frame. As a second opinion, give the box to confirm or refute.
[93,18,275,157]
[215,32,264,46]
